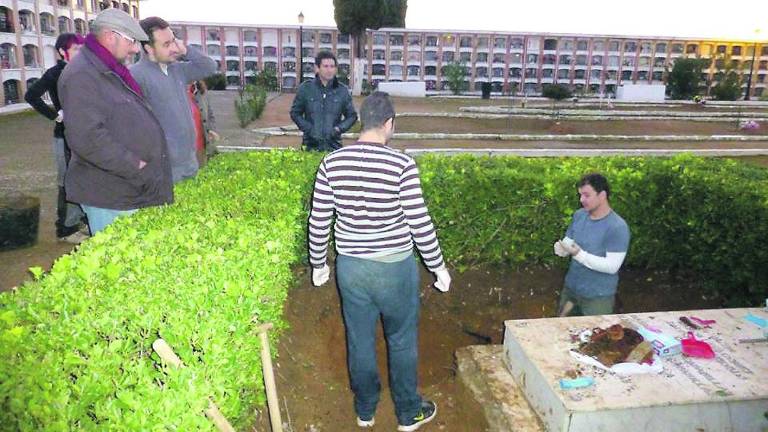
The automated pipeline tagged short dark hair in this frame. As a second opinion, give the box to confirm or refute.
[139,16,170,52]
[55,33,84,55]
[315,50,337,66]
[578,173,610,198]
[360,91,395,132]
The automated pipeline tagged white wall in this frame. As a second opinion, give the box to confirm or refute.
[377,81,426,97]
[616,84,666,102]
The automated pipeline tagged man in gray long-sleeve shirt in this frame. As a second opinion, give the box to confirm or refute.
[130,16,217,183]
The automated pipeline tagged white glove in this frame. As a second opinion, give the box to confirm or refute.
[554,240,569,257]
[560,238,581,256]
[311,264,330,287]
[433,267,451,292]
[55,110,64,123]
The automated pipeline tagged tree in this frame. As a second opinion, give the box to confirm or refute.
[254,68,279,92]
[710,55,744,101]
[443,62,468,95]
[334,0,407,58]
[541,83,572,117]
[666,57,709,100]
[334,0,384,58]
[380,0,407,27]
[204,73,226,91]
[541,83,572,101]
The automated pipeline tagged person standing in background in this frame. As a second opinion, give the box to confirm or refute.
[24,33,88,244]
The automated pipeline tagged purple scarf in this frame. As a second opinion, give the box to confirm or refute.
[85,33,143,97]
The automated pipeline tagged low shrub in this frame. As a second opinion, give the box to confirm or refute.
[234,91,254,128]
[203,73,226,91]
[417,154,768,305]
[0,151,321,431]
[234,85,268,128]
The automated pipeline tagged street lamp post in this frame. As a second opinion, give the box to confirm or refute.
[744,29,760,101]
[297,11,304,88]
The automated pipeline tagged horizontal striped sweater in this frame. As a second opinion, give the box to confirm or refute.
[308,142,445,272]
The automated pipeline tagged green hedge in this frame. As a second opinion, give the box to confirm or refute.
[2,151,766,430]
[0,151,320,431]
[419,154,768,304]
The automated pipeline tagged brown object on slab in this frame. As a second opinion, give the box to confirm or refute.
[577,324,651,366]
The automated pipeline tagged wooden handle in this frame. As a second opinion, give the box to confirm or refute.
[205,398,236,432]
[256,322,274,333]
[258,325,283,432]
[151,339,236,432]
[152,339,183,368]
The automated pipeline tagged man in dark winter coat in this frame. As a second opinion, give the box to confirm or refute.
[290,51,357,151]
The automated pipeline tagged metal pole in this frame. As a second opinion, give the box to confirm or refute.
[297,26,303,86]
[745,41,757,100]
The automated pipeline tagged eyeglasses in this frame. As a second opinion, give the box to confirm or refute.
[112,29,137,45]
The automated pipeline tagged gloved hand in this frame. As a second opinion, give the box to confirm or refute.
[554,240,569,257]
[312,264,330,287]
[560,238,581,256]
[55,110,64,123]
[433,267,451,292]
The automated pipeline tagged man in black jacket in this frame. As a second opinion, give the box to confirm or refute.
[24,33,88,244]
[290,51,357,151]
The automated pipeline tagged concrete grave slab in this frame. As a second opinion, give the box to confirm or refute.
[502,308,768,432]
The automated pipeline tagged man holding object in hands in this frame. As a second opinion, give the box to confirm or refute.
[555,173,630,317]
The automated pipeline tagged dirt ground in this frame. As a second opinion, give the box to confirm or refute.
[256,93,768,151]
[394,117,761,136]
[0,92,760,432]
[255,263,721,432]
[0,111,80,292]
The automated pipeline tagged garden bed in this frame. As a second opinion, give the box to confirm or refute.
[258,264,722,431]
[2,152,766,430]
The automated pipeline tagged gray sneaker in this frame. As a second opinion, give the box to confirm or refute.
[58,231,89,245]
[398,401,437,431]
[78,223,91,236]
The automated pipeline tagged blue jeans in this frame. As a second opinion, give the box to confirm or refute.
[81,205,137,234]
[336,253,422,425]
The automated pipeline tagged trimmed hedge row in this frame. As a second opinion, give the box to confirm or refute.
[419,154,768,304]
[2,151,766,430]
[0,151,321,431]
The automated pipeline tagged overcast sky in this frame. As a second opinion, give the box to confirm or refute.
[140,0,767,41]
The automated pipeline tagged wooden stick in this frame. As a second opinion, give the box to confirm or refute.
[205,399,235,432]
[152,339,235,432]
[256,323,283,432]
[152,339,183,368]
[559,300,575,317]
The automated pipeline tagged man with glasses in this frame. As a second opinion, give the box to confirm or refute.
[131,16,217,183]
[308,91,450,431]
[58,8,173,234]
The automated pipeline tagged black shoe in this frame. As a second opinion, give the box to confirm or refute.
[397,400,437,431]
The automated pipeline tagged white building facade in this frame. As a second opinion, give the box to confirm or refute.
[1,0,141,107]
[170,21,767,99]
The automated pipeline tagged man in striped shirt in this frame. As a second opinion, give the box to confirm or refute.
[308,91,451,431]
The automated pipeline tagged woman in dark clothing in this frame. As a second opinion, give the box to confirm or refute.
[24,33,88,244]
